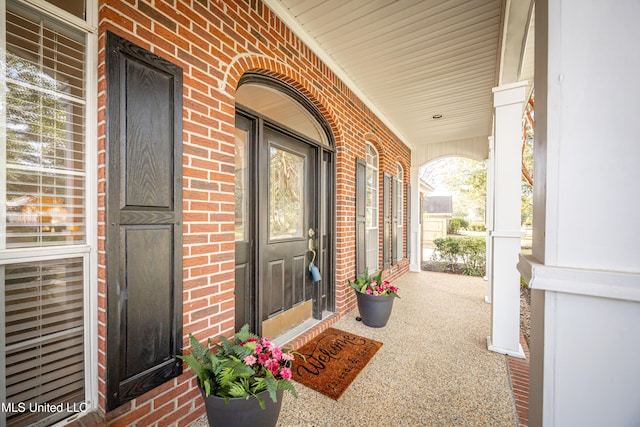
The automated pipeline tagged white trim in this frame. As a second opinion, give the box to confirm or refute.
[519,254,640,302]
[84,0,99,411]
[18,0,97,33]
[486,336,525,359]
[263,0,414,150]
[492,81,528,108]
[490,229,523,238]
[0,244,91,262]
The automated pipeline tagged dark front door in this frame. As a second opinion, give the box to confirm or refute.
[258,126,317,338]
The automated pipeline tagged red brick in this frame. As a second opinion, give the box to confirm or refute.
[97,0,412,424]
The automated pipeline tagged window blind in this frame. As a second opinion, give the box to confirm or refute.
[396,164,404,261]
[4,4,86,248]
[4,258,85,427]
[2,3,88,426]
[365,143,379,272]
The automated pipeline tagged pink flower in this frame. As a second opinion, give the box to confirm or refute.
[261,337,272,348]
[282,352,294,361]
[280,367,292,380]
[366,287,373,294]
[243,355,257,366]
[271,346,283,361]
[373,290,379,296]
[257,353,270,365]
[390,286,398,293]
[265,359,280,375]
[254,343,263,353]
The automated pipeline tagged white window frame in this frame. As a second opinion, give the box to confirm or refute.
[396,162,404,260]
[0,0,98,423]
[365,142,379,272]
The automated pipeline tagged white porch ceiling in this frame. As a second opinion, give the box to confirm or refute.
[265,0,533,156]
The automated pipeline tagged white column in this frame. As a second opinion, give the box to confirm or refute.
[520,1,640,425]
[409,166,421,272]
[487,81,527,359]
[484,136,494,303]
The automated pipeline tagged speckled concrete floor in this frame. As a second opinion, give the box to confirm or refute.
[191,271,518,427]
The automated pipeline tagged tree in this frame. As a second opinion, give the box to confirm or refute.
[521,94,534,225]
[421,157,486,222]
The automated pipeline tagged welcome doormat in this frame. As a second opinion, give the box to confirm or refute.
[291,328,383,400]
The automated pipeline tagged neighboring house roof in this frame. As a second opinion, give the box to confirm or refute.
[420,177,435,193]
[425,195,453,214]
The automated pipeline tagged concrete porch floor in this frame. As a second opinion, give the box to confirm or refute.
[191,270,529,427]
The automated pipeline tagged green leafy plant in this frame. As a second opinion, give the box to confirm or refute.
[459,236,486,276]
[179,325,299,409]
[348,268,400,298]
[432,237,461,271]
[468,221,486,232]
[447,217,469,234]
[432,236,486,276]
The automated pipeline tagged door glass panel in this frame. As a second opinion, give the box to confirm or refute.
[269,145,305,240]
[236,83,328,146]
[235,128,248,241]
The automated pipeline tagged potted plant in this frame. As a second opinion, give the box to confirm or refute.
[179,324,298,427]
[349,268,400,327]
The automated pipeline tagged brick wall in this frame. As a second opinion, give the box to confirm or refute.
[97,0,411,425]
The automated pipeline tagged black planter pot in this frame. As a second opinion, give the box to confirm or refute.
[355,291,395,327]
[200,388,283,427]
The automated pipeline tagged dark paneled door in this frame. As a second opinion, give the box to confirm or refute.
[258,126,317,337]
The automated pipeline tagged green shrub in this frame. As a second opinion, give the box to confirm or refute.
[459,236,486,276]
[431,236,486,276]
[432,237,461,272]
[469,222,486,232]
[447,218,469,234]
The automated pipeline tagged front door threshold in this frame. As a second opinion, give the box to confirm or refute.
[272,311,332,347]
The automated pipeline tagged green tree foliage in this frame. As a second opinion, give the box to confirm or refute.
[521,135,534,225]
[421,157,486,222]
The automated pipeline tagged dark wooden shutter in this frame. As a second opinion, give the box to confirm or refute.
[105,32,183,411]
[355,158,367,276]
[392,177,399,265]
[407,184,412,260]
[383,173,391,269]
